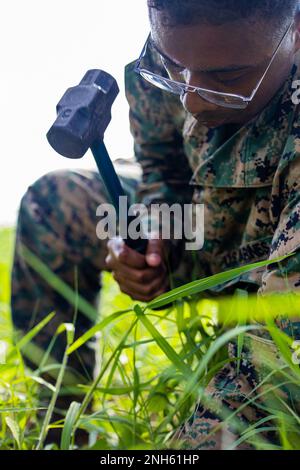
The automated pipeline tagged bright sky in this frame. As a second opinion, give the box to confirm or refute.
[0,0,149,225]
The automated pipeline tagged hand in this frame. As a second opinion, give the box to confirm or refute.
[105,236,170,302]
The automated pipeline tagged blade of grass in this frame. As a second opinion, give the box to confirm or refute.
[14,312,55,351]
[36,323,74,450]
[60,401,81,450]
[157,325,259,434]
[72,319,139,431]
[147,254,294,309]
[134,305,190,377]
[5,417,21,450]
[67,309,132,355]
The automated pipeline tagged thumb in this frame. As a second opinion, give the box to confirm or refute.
[145,238,163,267]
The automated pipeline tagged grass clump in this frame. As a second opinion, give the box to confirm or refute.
[0,228,300,450]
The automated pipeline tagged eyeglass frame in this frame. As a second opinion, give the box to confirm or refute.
[134,20,294,109]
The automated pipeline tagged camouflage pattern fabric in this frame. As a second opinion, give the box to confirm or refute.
[10,166,140,393]
[11,38,300,449]
[170,336,287,450]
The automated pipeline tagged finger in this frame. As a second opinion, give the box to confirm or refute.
[118,285,152,303]
[117,244,147,269]
[107,237,147,269]
[110,262,162,284]
[145,238,164,268]
[150,279,170,300]
[105,253,116,270]
[119,277,170,303]
[113,271,167,298]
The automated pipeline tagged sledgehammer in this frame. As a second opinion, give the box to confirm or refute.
[47,69,148,254]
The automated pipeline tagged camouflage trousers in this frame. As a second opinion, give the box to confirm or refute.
[171,338,283,450]
[11,162,145,379]
[10,162,283,449]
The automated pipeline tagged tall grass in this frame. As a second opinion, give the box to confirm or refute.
[0,227,300,450]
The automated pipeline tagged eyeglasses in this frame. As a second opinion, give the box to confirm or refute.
[134,21,294,109]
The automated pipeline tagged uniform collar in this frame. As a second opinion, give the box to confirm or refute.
[185,58,300,188]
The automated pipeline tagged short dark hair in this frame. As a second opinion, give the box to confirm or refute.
[148,0,299,27]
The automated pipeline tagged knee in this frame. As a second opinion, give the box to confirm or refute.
[19,170,70,208]
[21,169,82,204]
[19,169,106,218]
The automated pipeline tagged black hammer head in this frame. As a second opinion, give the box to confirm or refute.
[47,70,119,159]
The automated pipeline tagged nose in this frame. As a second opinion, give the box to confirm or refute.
[181,89,217,115]
[180,71,218,115]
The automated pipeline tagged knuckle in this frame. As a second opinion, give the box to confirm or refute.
[136,270,147,283]
[143,287,152,296]
[149,277,168,297]
[140,282,153,295]
[145,279,155,291]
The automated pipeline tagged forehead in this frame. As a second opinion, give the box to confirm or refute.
[150,18,278,71]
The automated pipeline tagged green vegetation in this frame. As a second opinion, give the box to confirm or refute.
[0,227,300,450]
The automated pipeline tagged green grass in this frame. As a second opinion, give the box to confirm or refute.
[0,228,14,340]
[1,227,300,450]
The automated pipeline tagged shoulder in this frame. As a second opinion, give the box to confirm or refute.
[124,40,165,98]
[124,41,184,120]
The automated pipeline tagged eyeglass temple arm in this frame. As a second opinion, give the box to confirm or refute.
[248,20,294,102]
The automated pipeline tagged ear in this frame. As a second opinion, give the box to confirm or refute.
[294,10,300,52]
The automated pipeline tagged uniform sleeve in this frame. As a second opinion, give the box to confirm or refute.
[258,156,300,295]
[124,48,193,208]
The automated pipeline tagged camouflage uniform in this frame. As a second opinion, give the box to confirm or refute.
[11,39,300,448]
[123,46,300,449]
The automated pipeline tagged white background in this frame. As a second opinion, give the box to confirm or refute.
[0,0,149,225]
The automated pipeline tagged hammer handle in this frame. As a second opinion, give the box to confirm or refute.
[91,140,148,255]
[91,140,173,310]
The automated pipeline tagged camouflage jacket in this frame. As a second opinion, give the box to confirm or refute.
[124,45,300,296]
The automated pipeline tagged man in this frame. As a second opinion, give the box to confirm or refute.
[11,0,300,449]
